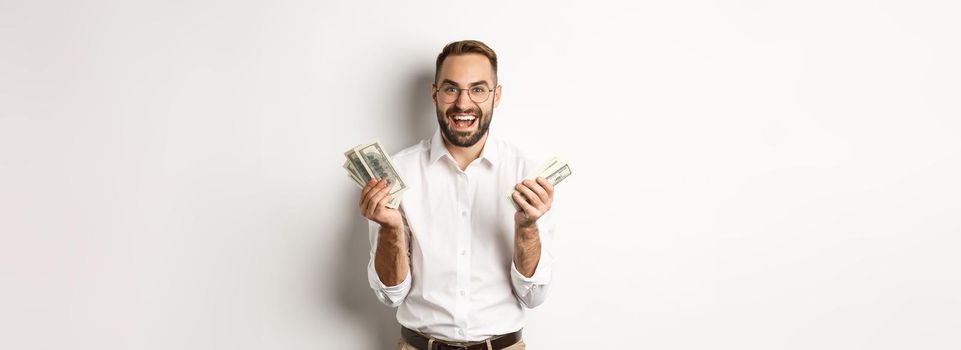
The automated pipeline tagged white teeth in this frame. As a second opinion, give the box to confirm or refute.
[453,115,476,121]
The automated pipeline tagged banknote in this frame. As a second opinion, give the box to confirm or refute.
[344,139,407,209]
[344,146,374,184]
[354,140,407,208]
[508,156,572,211]
[343,160,363,188]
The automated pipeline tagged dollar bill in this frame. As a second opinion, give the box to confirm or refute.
[343,139,407,209]
[354,140,407,208]
[343,160,364,188]
[344,146,374,184]
[508,156,572,211]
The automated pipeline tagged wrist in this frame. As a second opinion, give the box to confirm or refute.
[379,222,404,240]
[515,224,539,240]
[380,218,403,231]
[515,216,538,230]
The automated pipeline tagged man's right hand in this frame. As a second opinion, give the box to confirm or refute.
[359,178,403,230]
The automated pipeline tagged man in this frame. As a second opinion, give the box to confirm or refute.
[358,40,558,350]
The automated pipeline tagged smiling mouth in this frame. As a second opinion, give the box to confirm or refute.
[449,114,478,129]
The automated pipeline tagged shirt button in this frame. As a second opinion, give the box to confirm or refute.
[459,290,466,296]
[461,210,467,216]
[457,328,464,335]
[460,250,467,256]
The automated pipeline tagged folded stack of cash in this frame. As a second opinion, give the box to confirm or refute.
[507,156,572,211]
[343,139,407,209]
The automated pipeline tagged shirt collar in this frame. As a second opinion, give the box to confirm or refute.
[428,128,499,166]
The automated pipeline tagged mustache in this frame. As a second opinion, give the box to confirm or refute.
[446,107,480,118]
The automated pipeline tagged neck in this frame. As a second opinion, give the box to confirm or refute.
[443,133,488,171]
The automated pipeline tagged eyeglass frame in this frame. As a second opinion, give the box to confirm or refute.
[433,82,499,104]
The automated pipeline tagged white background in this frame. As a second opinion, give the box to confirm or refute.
[2,1,959,349]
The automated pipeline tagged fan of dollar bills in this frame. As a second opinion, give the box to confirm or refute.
[344,139,572,210]
[343,139,407,209]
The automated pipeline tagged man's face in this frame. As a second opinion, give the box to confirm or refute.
[432,54,501,148]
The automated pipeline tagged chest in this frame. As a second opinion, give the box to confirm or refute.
[400,161,518,249]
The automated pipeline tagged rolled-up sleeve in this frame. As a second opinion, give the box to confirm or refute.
[366,221,411,307]
[509,210,557,308]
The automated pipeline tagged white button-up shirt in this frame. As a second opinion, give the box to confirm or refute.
[366,128,557,342]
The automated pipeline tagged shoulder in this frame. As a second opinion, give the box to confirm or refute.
[390,138,429,172]
[391,139,426,160]
[492,136,547,175]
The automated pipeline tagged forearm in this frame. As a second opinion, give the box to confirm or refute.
[374,224,409,286]
[513,225,541,278]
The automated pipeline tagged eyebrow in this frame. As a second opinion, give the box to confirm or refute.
[440,79,491,88]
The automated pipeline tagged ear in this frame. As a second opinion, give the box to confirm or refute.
[430,83,438,107]
[493,84,502,108]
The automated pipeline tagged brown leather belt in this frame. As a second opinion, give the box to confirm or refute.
[401,327,522,350]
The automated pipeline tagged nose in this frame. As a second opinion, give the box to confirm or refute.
[454,88,473,109]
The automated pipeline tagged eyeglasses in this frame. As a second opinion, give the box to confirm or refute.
[435,84,495,104]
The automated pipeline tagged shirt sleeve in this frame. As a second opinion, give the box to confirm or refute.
[509,208,557,309]
[366,220,411,308]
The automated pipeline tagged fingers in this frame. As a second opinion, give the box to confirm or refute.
[512,191,537,214]
[375,192,392,212]
[536,176,554,196]
[515,182,542,208]
[517,179,553,211]
[365,183,390,217]
[359,178,380,208]
[360,179,387,217]
[513,177,556,224]
[524,179,550,205]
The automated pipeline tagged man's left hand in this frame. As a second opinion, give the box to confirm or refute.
[512,176,554,228]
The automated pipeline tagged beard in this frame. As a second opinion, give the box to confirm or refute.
[436,103,492,148]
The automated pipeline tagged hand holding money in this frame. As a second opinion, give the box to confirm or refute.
[509,157,572,227]
[359,178,403,229]
[343,139,408,209]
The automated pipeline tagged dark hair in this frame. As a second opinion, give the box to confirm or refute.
[435,40,498,84]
